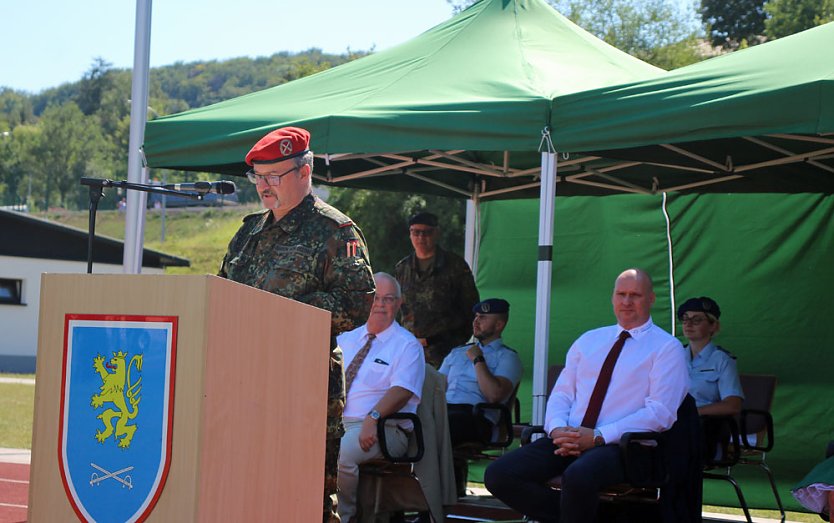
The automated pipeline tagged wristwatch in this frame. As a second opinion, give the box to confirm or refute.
[367,409,381,421]
[593,429,605,447]
[473,355,486,365]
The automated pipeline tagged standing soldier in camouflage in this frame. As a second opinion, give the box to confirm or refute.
[394,211,480,368]
[218,127,375,523]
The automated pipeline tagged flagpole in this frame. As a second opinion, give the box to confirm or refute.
[123,0,153,273]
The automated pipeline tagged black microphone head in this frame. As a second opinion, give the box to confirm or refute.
[215,181,237,194]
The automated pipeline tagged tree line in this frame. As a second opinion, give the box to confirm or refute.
[0,50,363,211]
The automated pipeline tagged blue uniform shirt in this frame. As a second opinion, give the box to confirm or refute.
[439,338,523,406]
[686,342,744,408]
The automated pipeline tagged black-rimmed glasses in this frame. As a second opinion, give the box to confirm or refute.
[246,165,298,186]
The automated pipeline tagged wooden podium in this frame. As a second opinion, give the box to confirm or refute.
[28,274,331,522]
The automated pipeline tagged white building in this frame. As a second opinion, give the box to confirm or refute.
[0,209,189,372]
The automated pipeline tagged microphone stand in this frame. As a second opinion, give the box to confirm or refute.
[79,177,204,274]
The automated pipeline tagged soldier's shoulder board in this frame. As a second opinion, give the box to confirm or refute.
[314,200,354,228]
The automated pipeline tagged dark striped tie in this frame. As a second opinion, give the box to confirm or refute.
[344,333,376,393]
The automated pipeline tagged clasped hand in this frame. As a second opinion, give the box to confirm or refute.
[549,426,595,457]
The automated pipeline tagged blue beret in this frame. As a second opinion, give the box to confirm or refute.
[677,296,721,319]
[473,298,510,314]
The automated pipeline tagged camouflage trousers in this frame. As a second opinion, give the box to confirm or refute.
[324,347,346,523]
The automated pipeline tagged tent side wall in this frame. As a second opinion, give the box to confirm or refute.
[475,193,834,511]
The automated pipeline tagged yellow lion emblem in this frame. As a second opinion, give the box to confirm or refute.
[91,350,143,448]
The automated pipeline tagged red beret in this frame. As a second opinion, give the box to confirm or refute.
[245,127,310,165]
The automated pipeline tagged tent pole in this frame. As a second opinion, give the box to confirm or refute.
[533,150,557,426]
[123,0,152,274]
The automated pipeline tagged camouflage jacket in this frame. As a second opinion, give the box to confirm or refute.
[394,246,480,348]
[218,194,375,336]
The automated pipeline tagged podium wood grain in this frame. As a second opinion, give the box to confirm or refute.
[28,274,330,522]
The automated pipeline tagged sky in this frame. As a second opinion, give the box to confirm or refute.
[0,0,456,94]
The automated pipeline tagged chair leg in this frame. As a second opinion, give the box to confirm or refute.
[758,461,786,523]
[704,472,753,523]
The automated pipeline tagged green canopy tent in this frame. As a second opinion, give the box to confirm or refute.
[143,0,665,426]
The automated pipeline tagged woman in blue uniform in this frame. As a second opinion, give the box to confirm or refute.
[678,297,743,416]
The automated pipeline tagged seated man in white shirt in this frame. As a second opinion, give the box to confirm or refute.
[484,268,689,523]
[336,272,426,522]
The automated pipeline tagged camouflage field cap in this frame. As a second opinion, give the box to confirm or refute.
[408,211,438,227]
[245,126,310,165]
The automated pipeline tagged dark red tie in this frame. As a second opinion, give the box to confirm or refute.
[581,330,631,429]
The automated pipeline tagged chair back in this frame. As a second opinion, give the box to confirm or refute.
[738,374,777,451]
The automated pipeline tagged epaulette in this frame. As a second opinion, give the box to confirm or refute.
[242,209,270,223]
[314,199,354,228]
[715,345,737,359]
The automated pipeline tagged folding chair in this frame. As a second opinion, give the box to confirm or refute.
[356,367,456,522]
[702,373,784,523]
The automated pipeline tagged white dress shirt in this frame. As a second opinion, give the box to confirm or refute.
[544,317,688,444]
[337,320,425,420]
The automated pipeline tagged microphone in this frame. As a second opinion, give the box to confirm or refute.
[162,180,237,195]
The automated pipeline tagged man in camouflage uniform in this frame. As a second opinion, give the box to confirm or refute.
[219,127,375,523]
[394,211,480,368]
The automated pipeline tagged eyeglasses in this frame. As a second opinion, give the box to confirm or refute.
[246,166,298,186]
[680,316,709,325]
[373,295,399,305]
[409,228,435,237]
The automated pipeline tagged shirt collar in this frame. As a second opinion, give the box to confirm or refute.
[478,338,504,352]
[694,341,717,361]
[365,320,399,344]
[618,317,654,339]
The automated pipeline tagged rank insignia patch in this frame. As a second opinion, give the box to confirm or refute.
[58,314,178,523]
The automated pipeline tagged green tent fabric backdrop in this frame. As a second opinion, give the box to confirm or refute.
[475,193,834,511]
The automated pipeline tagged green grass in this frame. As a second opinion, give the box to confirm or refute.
[0,382,35,449]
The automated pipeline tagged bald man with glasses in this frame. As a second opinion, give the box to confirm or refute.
[219,126,375,523]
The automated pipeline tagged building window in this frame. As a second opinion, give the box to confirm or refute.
[0,278,23,305]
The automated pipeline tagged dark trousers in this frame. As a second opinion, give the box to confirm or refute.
[484,437,625,523]
[447,404,492,447]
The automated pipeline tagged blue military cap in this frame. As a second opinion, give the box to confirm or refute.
[677,296,721,320]
[473,298,510,314]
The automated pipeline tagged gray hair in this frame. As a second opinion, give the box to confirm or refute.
[294,150,315,170]
[374,272,401,298]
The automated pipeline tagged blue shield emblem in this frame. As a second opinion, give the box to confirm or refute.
[59,314,178,523]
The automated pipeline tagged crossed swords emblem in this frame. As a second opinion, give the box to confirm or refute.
[90,462,134,489]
